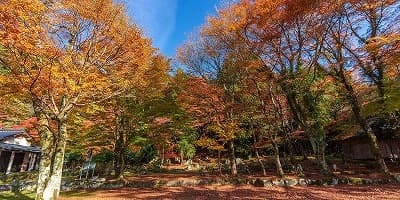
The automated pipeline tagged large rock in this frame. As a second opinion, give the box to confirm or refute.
[298,179,307,186]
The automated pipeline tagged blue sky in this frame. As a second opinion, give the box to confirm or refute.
[127,0,220,58]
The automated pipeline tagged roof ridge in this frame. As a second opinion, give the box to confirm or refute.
[0,129,26,132]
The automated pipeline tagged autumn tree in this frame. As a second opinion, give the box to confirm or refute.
[178,32,247,175]
[310,0,398,174]
[0,0,155,199]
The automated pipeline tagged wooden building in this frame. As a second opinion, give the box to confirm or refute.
[328,115,400,160]
[0,129,41,174]
[340,136,400,160]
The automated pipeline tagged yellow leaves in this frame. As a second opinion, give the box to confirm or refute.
[0,0,46,53]
[195,136,224,151]
[0,0,164,118]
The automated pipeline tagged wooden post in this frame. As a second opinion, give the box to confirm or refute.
[6,151,15,175]
[28,153,37,171]
[20,153,31,172]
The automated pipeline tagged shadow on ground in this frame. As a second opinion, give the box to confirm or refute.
[59,183,400,200]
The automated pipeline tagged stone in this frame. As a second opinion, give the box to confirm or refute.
[182,179,200,186]
[331,178,338,185]
[339,178,349,184]
[298,179,307,186]
[272,179,285,186]
[394,175,400,183]
[0,184,11,192]
[195,163,200,170]
[165,180,180,187]
[286,179,298,186]
[97,178,106,182]
[362,179,373,184]
[262,179,273,186]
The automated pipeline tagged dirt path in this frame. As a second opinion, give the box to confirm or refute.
[60,184,400,200]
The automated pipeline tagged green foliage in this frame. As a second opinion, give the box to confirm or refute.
[125,144,157,164]
[235,129,253,159]
[64,149,83,164]
[92,149,114,163]
[178,139,196,159]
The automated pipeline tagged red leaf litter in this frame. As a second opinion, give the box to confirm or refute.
[60,184,400,200]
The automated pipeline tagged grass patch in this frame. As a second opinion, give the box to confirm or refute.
[0,191,35,200]
[349,177,363,185]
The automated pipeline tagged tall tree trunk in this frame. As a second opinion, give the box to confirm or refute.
[229,140,237,176]
[317,137,329,173]
[180,149,184,166]
[252,134,266,176]
[286,139,296,165]
[340,72,389,174]
[300,143,308,160]
[311,133,329,173]
[217,150,222,176]
[255,148,266,176]
[252,79,284,177]
[114,128,125,178]
[271,137,284,178]
[162,145,165,165]
[320,147,328,172]
[35,119,67,200]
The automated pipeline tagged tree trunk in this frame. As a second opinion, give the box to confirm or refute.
[364,126,389,174]
[300,143,308,160]
[250,122,267,176]
[252,134,266,176]
[180,149,184,166]
[272,138,284,178]
[320,148,328,172]
[217,150,222,176]
[311,133,330,173]
[340,72,389,174]
[319,135,329,173]
[286,139,296,165]
[161,145,165,165]
[35,119,67,200]
[114,128,125,178]
[255,149,266,176]
[229,140,237,176]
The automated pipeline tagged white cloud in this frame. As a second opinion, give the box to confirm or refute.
[127,0,178,50]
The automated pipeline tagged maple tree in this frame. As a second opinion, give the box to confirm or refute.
[0,0,155,199]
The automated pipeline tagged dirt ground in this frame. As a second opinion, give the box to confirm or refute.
[59,184,400,200]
